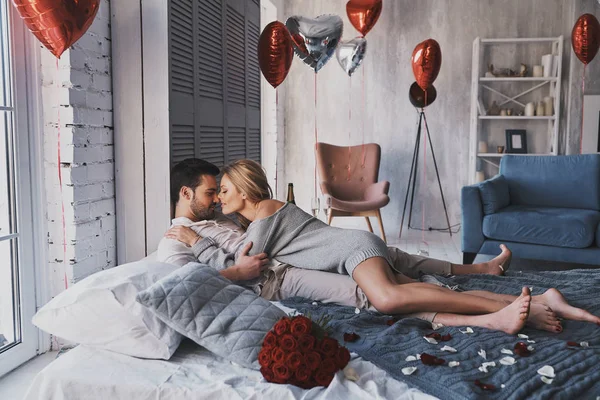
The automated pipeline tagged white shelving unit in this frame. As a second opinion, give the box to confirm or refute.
[469,36,564,184]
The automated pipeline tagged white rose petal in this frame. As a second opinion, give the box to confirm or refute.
[440,345,457,353]
[424,336,439,344]
[541,376,554,384]
[402,367,417,376]
[527,345,535,352]
[478,361,496,373]
[312,302,318,306]
[518,334,529,339]
[478,349,487,359]
[478,365,488,373]
[501,348,513,355]
[499,356,516,365]
[501,384,506,389]
[459,327,474,334]
[354,308,360,314]
[448,361,460,367]
[537,365,555,378]
[405,355,417,362]
[581,341,589,348]
[344,367,360,382]
[527,340,536,343]
[416,354,422,360]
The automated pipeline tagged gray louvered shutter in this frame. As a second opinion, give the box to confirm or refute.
[169,0,261,168]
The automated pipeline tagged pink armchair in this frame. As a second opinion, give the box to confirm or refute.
[315,142,390,243]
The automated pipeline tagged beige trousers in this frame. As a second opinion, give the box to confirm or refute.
[260,246,452,323]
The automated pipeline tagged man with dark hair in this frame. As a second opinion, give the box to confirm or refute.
[158,158,269,281]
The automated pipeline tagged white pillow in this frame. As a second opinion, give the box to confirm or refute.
[32,260,183,359]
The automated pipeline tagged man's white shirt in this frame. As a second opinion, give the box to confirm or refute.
[157,212,246,266]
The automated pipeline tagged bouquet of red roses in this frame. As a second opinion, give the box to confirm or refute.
[258,315,351,389]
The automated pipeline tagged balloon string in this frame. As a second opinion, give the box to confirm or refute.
[422,111,427,247]
[348,75,352,181]
[580,64,586,154]
[56,59,68,290]
[275,88,278,199]
[314,72,318,199]
[361,61,366,167]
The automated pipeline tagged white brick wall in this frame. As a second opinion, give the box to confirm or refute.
[40,0,115,299]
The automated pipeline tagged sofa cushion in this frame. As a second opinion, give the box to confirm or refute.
[483,205,600,249]
[479,175,510,215]
[499,154,600,210]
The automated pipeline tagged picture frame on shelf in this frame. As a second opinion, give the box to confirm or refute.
[505,129,528,154]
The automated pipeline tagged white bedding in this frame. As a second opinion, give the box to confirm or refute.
[25,341,436,400]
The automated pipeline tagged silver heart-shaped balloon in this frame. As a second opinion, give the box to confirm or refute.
[336,37,367,76]
[285,14,343,73]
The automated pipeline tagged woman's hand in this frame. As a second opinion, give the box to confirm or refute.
[164,226,202,247]
[231,242,269,280]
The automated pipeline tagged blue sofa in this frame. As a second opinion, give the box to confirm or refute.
[461,154,600,266]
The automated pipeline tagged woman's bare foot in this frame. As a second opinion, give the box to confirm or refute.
[535,288,600,325]
[527,302,562,333]
[477,287,531,334]
[483,244,512,276]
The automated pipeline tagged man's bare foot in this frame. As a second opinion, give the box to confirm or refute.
[478,287,531,334]
[527,302,562,333]
[535,289,600,325]
[482,244,512,276]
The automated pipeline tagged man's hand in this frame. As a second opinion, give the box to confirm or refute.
[164,226,201,247]
[230,242,269,281]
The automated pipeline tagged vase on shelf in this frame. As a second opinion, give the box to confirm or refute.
[536,102,545,116]
[524,102,535,117]
[543,96,554,116]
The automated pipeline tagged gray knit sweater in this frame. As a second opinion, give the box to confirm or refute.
[191,202,391,282]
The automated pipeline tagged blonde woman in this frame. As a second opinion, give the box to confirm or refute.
[168,159,600,334]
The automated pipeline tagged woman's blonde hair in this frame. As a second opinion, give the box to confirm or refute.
[222,159,273,229]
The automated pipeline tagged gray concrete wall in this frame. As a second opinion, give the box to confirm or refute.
[278,0,585,239]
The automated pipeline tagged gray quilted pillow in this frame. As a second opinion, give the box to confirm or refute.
[136,262,286,370]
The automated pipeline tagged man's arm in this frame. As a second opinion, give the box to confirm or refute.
[191,239,269,281]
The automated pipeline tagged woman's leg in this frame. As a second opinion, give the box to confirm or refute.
[352,257,531,332]
[451,244,512,276]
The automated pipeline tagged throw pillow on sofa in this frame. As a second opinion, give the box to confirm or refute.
[32,260,182,359]
[479,175,510,215]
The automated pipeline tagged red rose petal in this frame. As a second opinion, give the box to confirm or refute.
[344,332,360,342]
[425,332,442,340]
[514,342,531,357]
[420,352,445,366]
[386,319,398,326]
[475,379,496,391]
[567,341,580,347]
[441,334,452,341]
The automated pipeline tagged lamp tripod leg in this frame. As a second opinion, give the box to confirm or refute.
[399,111,423,238]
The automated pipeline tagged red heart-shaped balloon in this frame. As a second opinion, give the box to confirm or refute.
[411,39,442,91]
[346,0,382,37]
[12,0,100,58]
[258,21,293,88]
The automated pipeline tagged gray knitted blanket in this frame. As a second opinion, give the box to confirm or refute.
[282,269,600,400]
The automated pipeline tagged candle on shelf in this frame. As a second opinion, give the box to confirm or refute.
[532,65,543,77]
[478,141,488,154]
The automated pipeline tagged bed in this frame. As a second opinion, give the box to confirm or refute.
[24,303,435,400]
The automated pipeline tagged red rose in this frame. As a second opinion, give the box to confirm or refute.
[279,334,298,352]
[258,347,272,368]
[336,346,351,369]
[263,331,277,349]
[343,332,360,342]
[286,351,303,371]
[272,362,292,382]
[304,351,322,371]
[274,317,291,336]
[321,357,338,375]
[271,347,286,364]
[290,316,312,337]
[319,337,339,357]
[294,362,312,383]
[420,352,445,366]
[298,334,316,352]
[260,366,275,383]
[314,368,335,387]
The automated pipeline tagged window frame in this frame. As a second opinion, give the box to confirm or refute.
[0,1,47,377]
